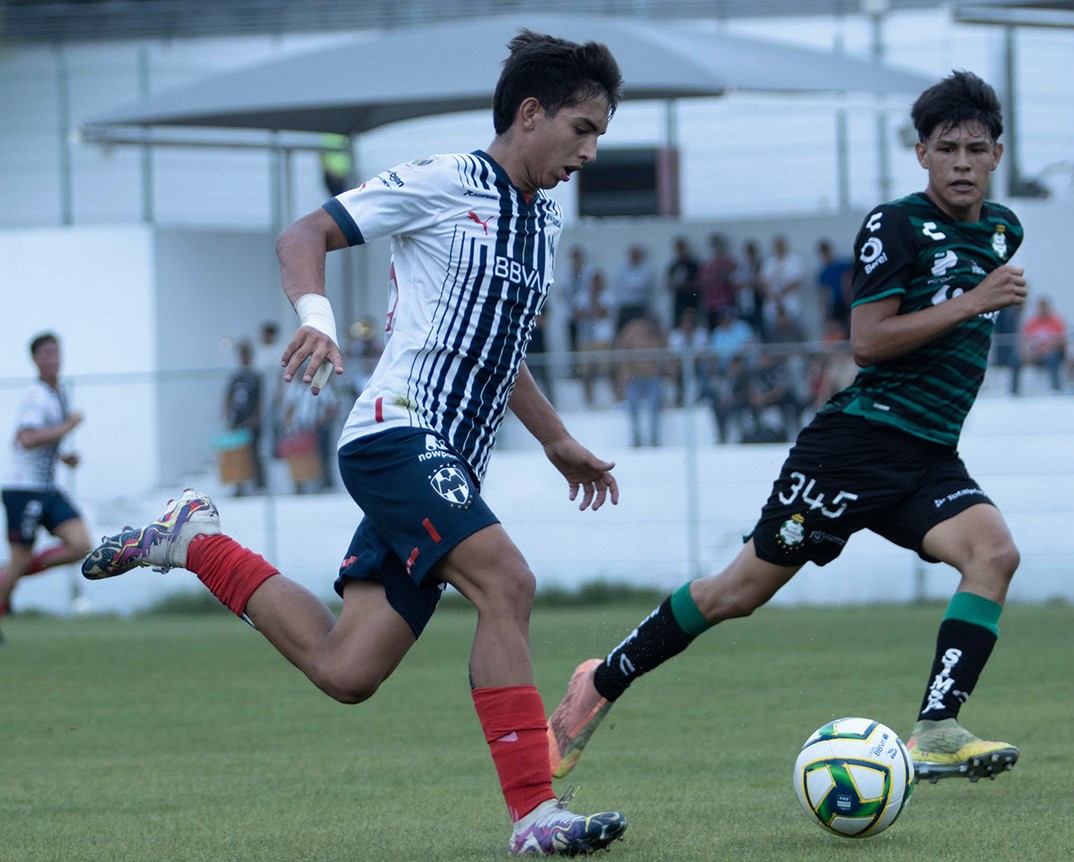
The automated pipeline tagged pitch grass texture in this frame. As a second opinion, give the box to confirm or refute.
[0,601,1069,862]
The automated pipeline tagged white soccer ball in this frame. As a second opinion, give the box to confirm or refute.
[793,716,914,838]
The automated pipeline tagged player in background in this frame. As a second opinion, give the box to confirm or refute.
[82,30,627,856]
[0,332,92,642]
[548,70,1027,786]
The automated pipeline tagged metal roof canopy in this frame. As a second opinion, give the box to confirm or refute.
[82,14,935,138]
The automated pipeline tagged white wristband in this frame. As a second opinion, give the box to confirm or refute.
[294,293,338,391]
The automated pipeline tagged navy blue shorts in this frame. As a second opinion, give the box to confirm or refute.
[335,428,499,637]
[3,488,82,546]
[750,412,994,568]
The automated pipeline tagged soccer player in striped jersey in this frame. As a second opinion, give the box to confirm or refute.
[0,332,92,642]
[82,30,627,856]
[548,70,1029,787]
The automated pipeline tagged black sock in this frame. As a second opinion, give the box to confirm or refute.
[916,618,997,722]
[592,598,695,702]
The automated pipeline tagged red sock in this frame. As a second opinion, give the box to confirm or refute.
[185,534,278,617]
[472,685,555,822]
[27,545,68,575]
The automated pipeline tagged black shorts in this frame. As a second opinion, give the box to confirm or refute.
[750,412,994,568]
[3,488,82,546]
[335,428,500,638]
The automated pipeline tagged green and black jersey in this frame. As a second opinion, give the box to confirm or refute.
[820,192,1023,447]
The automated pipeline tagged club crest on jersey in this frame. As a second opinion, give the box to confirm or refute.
[777,513,806,550]
[429,465,472,507]
[991,224,1008,259]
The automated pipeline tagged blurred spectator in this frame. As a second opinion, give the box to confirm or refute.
[808,319,858,412]
[320,134,353,198]
[765,303,811,411]
[668,306,709,406]
[223,340,264,495]
[527,314,555,405]
[254,320,283,462]
[562,246,591,367]
[665,235,701,328]
[815,238,853,331]
[992,304,1022,372]
[732,238,766,338]
[708,306,755,374]
[614,316,668,448]
[574,269,617,407]
[760,235,807,337]
[710,354,749,445]
[1012,296,1066,394]
[343,317,384,402]
[280,379,339,494]
[611,245,656,333]
[742,350,805,444]
[697,233,738,329]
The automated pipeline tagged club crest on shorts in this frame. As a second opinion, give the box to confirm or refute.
[777,513,806,550]
[429,465,471,507]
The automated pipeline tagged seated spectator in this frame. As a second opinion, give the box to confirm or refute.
[614,315,668,448]
[668,306,709,406]
[765,302,811,412]
[1012,296,1066,394]
[710,353,749,445]
[708,307,755,374]
[741,350,805,444]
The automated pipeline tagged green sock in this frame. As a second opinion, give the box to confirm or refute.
[943,591,1002,637]
[669,582,713,638]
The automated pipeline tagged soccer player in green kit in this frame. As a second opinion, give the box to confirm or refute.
[549,69,1027,785]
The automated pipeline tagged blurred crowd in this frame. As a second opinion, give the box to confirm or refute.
[213,235,1070,483]
[555,233,858,447]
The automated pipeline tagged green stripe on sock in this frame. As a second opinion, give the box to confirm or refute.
[943,592,1002,637]
[670,582,712,638]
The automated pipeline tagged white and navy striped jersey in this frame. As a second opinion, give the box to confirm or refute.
[325,151,562,484]
[3,380,72,490]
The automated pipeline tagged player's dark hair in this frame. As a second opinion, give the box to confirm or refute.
[911,69,1003,142]
[29,331,58,357]
[492,29,623,135]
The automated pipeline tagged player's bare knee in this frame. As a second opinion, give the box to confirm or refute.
[473,564,536,623]
[309,661,382,704]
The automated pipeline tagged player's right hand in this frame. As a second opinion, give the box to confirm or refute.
[975,265,1027,312]
[281,325,344,395]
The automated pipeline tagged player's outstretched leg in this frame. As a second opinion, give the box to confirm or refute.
[509,789,626,857]
[547,659,613,779]
[81,489,221,579]
[907,718,1019,783]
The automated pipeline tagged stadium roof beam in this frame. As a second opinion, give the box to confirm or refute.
[955,1,1074,28]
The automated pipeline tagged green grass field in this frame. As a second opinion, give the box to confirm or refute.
[0,600,1070,862]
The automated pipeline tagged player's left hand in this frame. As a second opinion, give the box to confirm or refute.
[61,452,80,468]
[281,325,344,395]
[543,437,619,511]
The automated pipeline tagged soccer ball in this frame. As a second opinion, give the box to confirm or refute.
[793,716,914,838]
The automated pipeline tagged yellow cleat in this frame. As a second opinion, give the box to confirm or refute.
[907,718,1019,783]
